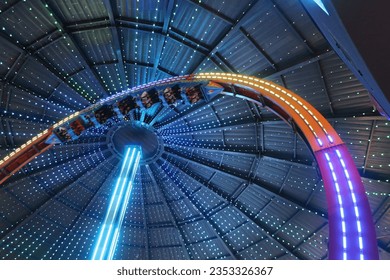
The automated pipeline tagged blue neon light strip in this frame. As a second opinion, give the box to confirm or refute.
[91,145,142,260]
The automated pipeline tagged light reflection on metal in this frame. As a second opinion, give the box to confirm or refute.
[313,0,330,15]
[91,145,142,260]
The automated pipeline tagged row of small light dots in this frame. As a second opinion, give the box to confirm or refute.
[9,93,74,116]
[37,34,97,104]
[193,73,335,148]
[155,159,260,259]
[161,124,258,151]
[165,138,316,197]
[157,95,235,131]
[168,2,203,75]
[42,183,101,259]
[43,161,120,259]
[43,3,102,103]
[24,142,102,171]
[162,157,302,259]
[164,153,325,255]
[335,148,364,260]
[159,98,249,133]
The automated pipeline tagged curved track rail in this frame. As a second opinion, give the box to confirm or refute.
[0,73,379,260]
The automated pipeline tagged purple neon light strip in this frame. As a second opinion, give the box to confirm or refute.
[325,152,347,259]
[335,149,364,260]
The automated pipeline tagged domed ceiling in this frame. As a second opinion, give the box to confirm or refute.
[0,0,389,260]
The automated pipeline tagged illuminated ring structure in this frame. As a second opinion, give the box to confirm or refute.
[0,73,379,260]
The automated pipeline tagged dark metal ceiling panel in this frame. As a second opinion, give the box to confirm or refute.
[48,82,90,110]
[119,28,162,65]
[223,123,258,149]
[236,183,274,214]
[0,37,20,76]
[181,220,216,243]
[333,119,372,168]
[146,203,174,225]
[184,106,219,128]
[192,187,224,213]
[321,54,374,115]
[5,118,50,143]
[124,63,153,88]
[73,28,116,64]
[4,177,50,211]
[40,199,80,228]
[159,38,205,76]
[296,224,328,260]
[95,64,126,93]
[170,0,231,47]
[37,36,84,76]
[116,0,165,22]
[149,227,183,247]
[257,199,298,232]
[273,0,327,51]
[213,96,256,125]
[70,69,107,101]
[170,198,200,221]
[263,121,294,158]
[295,134,315,163]
[224,222,266,252]
[363,178,390,217]
[202,0,254,20]
[46,0,108,23]
[210,206,247,234]
[121,226,147,248]
[13,58,61,98]
[0,1,56,45]
[254,157,290,191]
[283,62,333,116]
[0,188,32,228]
[238,238,293,260]
[221,153,255,175]
[280,165,319,203]
[218,29,271,75]
[7,86,72,121]
[365,120,390,177]
[187,238,231,259]
[240,1,311,69]
[306,182,327,214]
[193,57,221,73]
[0,215,66,259]
[210,172,244,196]
[274,210,326,249]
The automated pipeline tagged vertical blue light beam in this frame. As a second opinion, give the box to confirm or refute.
[91,145,142,260]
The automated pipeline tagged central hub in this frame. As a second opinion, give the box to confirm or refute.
[108,122,163,164]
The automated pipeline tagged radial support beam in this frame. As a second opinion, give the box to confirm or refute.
[239,27,277,70]
[151,0,176,80]
[103,0,127,88]
[41,0,108,97]
[186,0,235,25]
[91,146,142,260]
[269,0,315,54]
[188,0,260,73]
